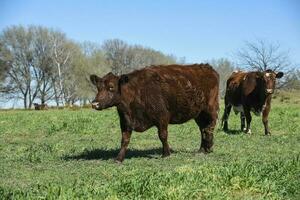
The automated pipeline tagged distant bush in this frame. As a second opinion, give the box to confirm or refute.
[273,90,300,104]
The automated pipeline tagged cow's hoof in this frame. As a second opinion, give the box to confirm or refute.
[264,132,271,136]
[114,160,123,164]
[162,152,171,158]
[244,129,251,134]
[114,158,123,164]
[198,147,213,154]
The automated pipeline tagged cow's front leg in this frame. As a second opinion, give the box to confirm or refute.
[244,108,252,134]
[262,105,271,135]
[115,130,132,163]
[240,112,246,131]
[158,125,171,157]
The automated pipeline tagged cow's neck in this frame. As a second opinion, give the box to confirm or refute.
[255,86,271,109]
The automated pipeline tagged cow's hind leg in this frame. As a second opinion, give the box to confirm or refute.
[157,124,171,157]
[223,104,232,132]
[195,110,217,153]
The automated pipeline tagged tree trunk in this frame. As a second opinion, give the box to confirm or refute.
[24,97,27,109]
[28,91,33,109]
[28,99,33,109]
[52,79,60,107]
[57,63,65,106]
[23,90,28,109]
[41,95,45,104]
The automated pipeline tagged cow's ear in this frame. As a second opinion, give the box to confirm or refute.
[276,72,284,79]
[90,74,100,85]
[119,75,129,85]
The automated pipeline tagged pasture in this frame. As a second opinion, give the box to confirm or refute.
[0,97,299,199]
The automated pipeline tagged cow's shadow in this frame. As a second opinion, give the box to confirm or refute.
[63,147,174,161]
[224,130,243,135]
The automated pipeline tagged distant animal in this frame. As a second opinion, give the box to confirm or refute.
[33,103,48,110]
[222,69,284,135]
[90,64,219,162]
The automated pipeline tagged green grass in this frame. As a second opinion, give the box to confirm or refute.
[0,99,299,199]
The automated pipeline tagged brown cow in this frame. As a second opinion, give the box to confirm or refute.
[33,103,48,110]
[222,69,283,135]
[90,64,219,162]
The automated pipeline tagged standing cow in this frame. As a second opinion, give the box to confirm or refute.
[33,103,48,110]
[222,69,284,135]
[90,64,219,162]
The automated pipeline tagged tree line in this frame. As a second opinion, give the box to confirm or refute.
[1,25,299,108]
[0,25,178,108]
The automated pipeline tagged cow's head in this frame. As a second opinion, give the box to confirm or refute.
[261,70,284,94]
[90,72,128,110]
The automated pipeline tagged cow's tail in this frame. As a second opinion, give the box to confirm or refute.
[220,101,229,130]
[220,109,226,129]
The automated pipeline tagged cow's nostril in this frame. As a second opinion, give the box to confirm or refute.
[91,102,100,109]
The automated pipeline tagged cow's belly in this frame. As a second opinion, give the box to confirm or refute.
[169,116,191,124]
[251,109,261,116]
[129,116,154,132]
[233,105,244,114]
[133,123,153,132]
[168,98,204,124]
[169,108,200,124]
[130,113,155,132]
[251,107,264,116]
[232,105,264,116]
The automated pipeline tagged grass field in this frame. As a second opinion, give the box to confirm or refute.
[0,98,299,199]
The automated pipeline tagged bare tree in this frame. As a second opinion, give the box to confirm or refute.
[50,31,72,106]
[81,41,101,57]
[102,39,131,75]
[237,39,291,72]
[0,26,41,108]
[280,69,300,90]
[209,58,235,97]
[0,26,81,108]
[78,42,109,105]
[59,42,82,105]
[1,26,182,108]
[31,26,56,104]
[102,39,177,75]
[0,41,10,93]
[127,45,176,70]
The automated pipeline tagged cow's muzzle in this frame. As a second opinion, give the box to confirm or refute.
[266,89,273,94]
[91,101,101,110]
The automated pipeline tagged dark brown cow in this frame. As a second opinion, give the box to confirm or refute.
[90,64,219,162]
[222,69,284,135]
[33,103,48,110]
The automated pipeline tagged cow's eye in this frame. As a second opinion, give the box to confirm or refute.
[108,86,114,91]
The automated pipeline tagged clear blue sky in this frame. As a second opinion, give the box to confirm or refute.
[0,0,299,64]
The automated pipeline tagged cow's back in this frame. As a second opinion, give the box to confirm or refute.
[225,71,247,106]
[122,64,219,124]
